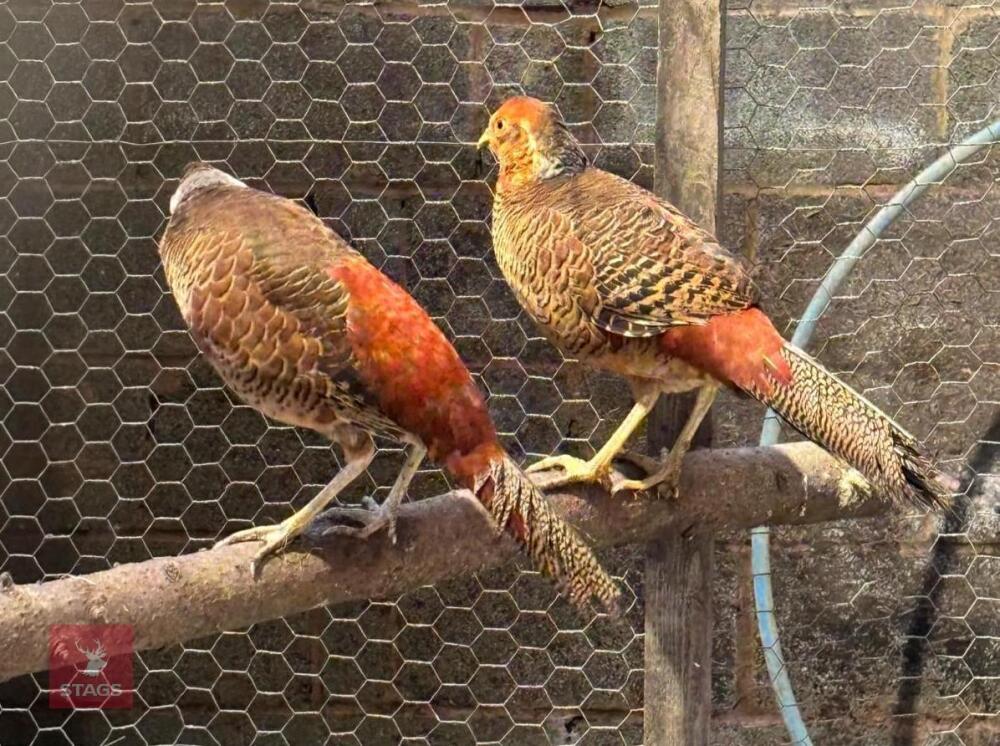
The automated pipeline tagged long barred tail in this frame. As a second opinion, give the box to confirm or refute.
[476,454,621,613]
[757,343,953,511]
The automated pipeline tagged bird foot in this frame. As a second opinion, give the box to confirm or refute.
[320,496,398,544]
[525,454,612,490]
[837,468,871,506]
[614,450,662,475]
[611,453,682,500]
[215,515,311,579]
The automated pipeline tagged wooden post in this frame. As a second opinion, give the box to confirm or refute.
[645,1,725,744]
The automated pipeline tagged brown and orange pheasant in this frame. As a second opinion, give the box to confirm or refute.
[479,96,951,509]
[158,162,620,611]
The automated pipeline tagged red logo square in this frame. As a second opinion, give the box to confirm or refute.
[49,624,134,709]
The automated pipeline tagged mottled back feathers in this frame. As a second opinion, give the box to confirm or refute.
[494,168,757,341]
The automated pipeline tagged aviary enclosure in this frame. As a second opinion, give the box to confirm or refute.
[0,0,995,744]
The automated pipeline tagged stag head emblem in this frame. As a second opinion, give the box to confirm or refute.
[74,639,108,677]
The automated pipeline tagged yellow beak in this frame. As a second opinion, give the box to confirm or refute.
[477,130,490,149]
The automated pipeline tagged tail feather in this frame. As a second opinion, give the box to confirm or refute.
[476,454,621,613]
[757,343,953,511]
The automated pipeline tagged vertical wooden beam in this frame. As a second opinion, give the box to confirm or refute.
[653,1,725,227]
[645,1,725,744]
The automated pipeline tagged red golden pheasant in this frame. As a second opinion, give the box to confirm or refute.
[158,162,620,611]
[479,96,951,509]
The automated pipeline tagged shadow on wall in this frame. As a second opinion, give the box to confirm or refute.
[891,412,999,746]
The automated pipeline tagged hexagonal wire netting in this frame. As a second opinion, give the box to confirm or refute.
[0,0,996,744]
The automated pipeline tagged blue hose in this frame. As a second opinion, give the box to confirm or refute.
[753,118,1000,745]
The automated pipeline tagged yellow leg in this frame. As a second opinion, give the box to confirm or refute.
[613,384,718,498]
[322,439,426,543]
[215,436,375,577]
[526,390,659,490]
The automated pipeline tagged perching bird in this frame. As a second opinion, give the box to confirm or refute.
[159,162,620,611]
[478,96,952,509]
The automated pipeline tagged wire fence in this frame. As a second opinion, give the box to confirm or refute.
[0,1,996,744]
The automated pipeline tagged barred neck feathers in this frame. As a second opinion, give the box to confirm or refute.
[534,123,588,179]
[498,124,588,191]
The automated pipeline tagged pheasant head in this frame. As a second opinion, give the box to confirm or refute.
[169,161,247,215]
[478,96,587,190]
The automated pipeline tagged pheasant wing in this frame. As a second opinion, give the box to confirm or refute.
[164,188,387,425]
[556,171,758,337]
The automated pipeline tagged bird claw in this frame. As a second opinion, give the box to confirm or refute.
[837,468,871,505]
[610,455,682,500]
[615,449,663,475]
[214,519,302,580]
[525,454,612,490]
[320,496,398,544]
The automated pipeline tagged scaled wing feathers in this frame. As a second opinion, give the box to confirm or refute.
[246,242,352,342]
[162,186,398,433]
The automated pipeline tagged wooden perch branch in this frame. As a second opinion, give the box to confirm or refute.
[0,442,886,683]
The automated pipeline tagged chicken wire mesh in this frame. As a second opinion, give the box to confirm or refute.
[0,0,995,744]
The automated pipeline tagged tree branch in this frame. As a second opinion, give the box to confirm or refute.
[0,442,885,683]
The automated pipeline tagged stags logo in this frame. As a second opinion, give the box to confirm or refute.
[49,625,133,708]
[74,638,110,677]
